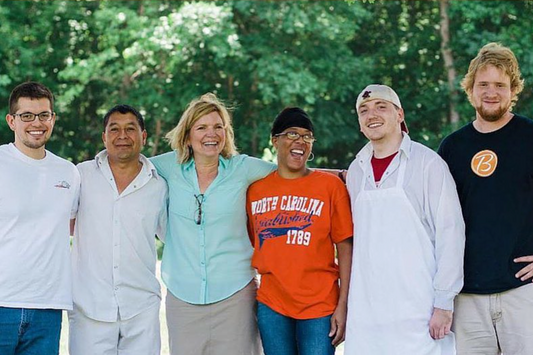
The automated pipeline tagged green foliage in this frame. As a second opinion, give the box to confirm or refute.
[1,1,533,167]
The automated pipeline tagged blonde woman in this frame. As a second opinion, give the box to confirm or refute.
[151,93,275,354]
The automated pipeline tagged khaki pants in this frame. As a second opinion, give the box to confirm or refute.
[68,303,161,355]
[452,283,533,355]
[165,281,262,355]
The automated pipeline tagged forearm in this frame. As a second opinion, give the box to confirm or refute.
[431,162,466,310]
[314,168,347,183]
[433,219,465,310]
[336,238,353,305]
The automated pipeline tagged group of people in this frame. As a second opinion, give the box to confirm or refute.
[1,42,532,355]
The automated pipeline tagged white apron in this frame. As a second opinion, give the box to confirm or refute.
[344,155,455,355]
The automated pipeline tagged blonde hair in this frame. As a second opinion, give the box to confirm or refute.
[461,42,524,109]
[165,93,238,163]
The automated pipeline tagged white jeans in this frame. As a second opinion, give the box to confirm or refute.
[453,283,533,355]
[68,303,161,355]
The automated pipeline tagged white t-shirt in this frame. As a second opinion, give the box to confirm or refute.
[72,150,168,322]
[0,143,80,309]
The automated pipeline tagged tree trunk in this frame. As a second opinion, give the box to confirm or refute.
[151,118,162,157]
[249,77,258,156]
[439,0,460,127]
[227,75,234,101]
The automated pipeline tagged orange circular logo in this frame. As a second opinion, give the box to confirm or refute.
[471,150,498,177]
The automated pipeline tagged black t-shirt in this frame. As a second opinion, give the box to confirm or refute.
[438,114,533,294]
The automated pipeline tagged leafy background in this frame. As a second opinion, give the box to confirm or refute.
[3,1,533,353]
[1,0,533,168]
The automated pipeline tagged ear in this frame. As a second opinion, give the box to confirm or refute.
[397,107,405,124]
[102,131,107,147]
[142,130,147,145]
[5,114,15,131]
[357,115,364,133]
[271,136,279,150]
[50,112,57,128]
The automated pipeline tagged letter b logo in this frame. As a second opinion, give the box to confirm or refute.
[471,150,498,177]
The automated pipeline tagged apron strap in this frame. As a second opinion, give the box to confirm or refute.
[359,156,370,191]
[396,152,407,188]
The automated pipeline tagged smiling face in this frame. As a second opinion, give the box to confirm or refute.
[357,99,404,143]
[272,126,313,178]
[5,97,55,159]
[102,112,146,165]
[471,64,515,122]
[187,111,226,163]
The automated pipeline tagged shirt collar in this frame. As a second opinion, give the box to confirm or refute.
[183,154,230,171]
[357,132,413,164]
[94,150,160,179]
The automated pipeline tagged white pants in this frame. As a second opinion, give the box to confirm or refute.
[68,303,161,355]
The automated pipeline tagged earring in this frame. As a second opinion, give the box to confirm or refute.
[307,152,315,162]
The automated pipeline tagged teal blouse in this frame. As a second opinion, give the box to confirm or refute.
[151,152,275,304]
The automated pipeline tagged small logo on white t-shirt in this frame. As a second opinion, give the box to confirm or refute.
[54,181,71,189]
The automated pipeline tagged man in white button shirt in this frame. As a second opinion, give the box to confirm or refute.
[344,85,465,354]
[69,104,168,355]
[0,82,80,354]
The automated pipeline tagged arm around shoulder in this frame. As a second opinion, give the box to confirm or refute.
[241,155,276,183]
[149,151,176,179]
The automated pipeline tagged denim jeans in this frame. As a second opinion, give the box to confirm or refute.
[0,307,62,355]
[257,302,335,355]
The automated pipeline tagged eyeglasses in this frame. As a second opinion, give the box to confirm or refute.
[274,131,316,143]
[194,194,205,225]
[12,111,55,122]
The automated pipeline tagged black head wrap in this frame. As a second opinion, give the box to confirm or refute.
[271,107,314,136]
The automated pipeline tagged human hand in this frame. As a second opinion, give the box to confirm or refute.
[329,302,347,346]
[514,255,533,282]
[429,308,452,340]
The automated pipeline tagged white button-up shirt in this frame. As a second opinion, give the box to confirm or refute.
[347,134,465,310]
[72,150,168,322]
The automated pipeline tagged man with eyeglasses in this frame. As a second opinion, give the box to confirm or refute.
[344,85,465,354]
[69,105,167,355]
[0,81,80,354]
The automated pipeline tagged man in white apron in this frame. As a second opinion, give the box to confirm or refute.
[344,84,465,354]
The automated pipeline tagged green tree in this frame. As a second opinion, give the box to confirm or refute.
[2,0,533,165]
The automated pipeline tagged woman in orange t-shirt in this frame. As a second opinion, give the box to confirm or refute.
[246,107,353,355]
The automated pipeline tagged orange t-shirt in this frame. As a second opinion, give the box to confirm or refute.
[246,170,353,319]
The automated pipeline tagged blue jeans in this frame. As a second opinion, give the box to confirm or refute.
[0,307,62,355]
[257,302,335,355]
